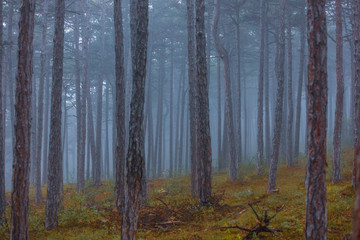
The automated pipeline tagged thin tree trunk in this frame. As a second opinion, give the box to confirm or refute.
[286,14,294,167]
[146,52,153,178]
[187,0,198,197]
[35,0,48,204]
[256,0,265,174]
[305,0,328,238]
[45,0,65,230]
[268,0,286,193]
[11,0,36,238]
[196,0,212,204]
[95,4,106,186]
[236,13,242,168]
[169,46,174,177]
[332,0,344,184]
[294,3,305,158]
[0,0,4,225]
[104,83,110,179]
[212,0,237,181]
[156,54,164,178]
[264,6,271,163]
[114,0,126,212]
[121,0,148,238]
[178,89,186,174]
[217,58,222,170]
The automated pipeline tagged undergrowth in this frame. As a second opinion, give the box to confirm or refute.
[0,149,355,239]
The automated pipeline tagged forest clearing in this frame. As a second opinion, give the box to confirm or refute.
[0,150,354,239]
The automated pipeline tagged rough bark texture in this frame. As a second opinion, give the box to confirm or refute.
[332,0,344,184]
[353,0,360,238]
[35,0,48,204]
[286,14,294,167]
[0,0,4,225]
[268,0,285,193]
[256,0,265,174]
[114,0,126,212]
[121,0,148,238]
[186,0,198,198]
[11,0,36,238]
[212,0,237,181]
[294,2,306,158]
[196,0,212,204]
[305,0,328,239]
[45,0,65,230]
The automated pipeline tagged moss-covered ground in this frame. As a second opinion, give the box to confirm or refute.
[0,149,355,239]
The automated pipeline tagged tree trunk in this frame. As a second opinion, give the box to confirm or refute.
[352,0,360,238]
[305,0,328,239]
[236,13,242,168]
[256,0,265,174]
[186,0,198,197]
[104,83,110,179]
[217,58,222,170]
[196,0,212,204]
[267,0,286,193]
[121,0,148,238]
[169,47,174,177]
[212,0,237,181]
[332,0,344,184]
[45,0,65,230]
[146,52,153,178]
[286,13,294,167]
[35,0,48,204]
[264,4,270,163]
[95,5,106,186]
[0,0,4,225]
[114,0,126,212]
[11,0,36,238]
[178,88,186,174]
[294,2,305,158]
[156,54,164,178]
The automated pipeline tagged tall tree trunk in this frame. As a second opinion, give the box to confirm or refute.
[217,58,222,170]
[104,83,110,179]
[169,46,174,177]
[35,0,48,204]
[156,54,164,178]
[212,0,237,181]
[114,0,126,212]
[352,0,360,238]
[264,6,271,163]
[196,0,212,204]
[146,53,153,178]
[305,0,328,239]
[0,0,4,225]
[186,0,198,197]
[236,13,242,168]
[30,66,37,185]
[121,0,148,238]
[294,2,306,158]
[287,14,294,167]
[45,0,65,230]
[267,0,286,193]
[95,5,106,186]
[178,88,186,174]
[11,0,36,238]
[256,0,265,174]
[332,0,344,184]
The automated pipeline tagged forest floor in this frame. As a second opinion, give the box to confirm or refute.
[0,149,355,240]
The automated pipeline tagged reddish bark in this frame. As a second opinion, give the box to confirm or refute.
[196,0,212,204]
[121,0,148,238]
[305,0,328,239]
[11,0,36,238]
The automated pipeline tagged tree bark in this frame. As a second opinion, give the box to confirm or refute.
[169,46,174,177]
[11,0,36,238]
[352,0,360,238]
[217,58,222,170]
[35,0,48,204]
[156,53,164,178]
[264,3,270,163]
[256,0,265,174]
[114,0,126,212]
[45,0,65,230]
[332,0,344,184]
[212,0,237,181]
[294,2,306,158]
[0,0,4,225]
[286,13,294,167]
[305,0,328,239]
[235,12,242,168]
[121,0,148,238]
[196,0,212,204]
[186,0,198,197]
[268,0,286,193]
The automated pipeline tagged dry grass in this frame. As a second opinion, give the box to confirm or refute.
[0,149,355,239]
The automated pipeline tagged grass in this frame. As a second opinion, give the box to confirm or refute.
[0,149,355,239]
